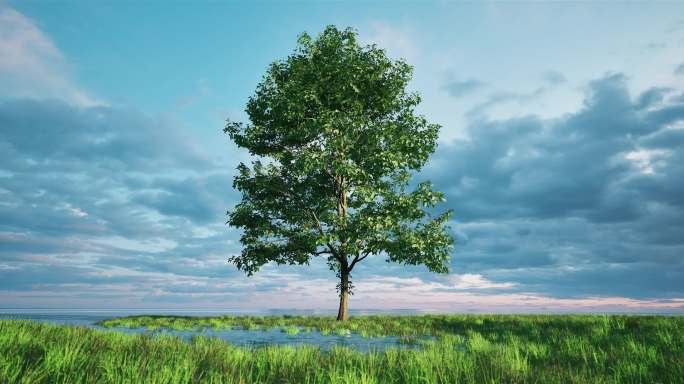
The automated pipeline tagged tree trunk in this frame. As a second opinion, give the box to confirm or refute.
[335,174,350,321]
[336,269,349,321]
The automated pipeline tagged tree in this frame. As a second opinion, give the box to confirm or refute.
[225,26,453,321]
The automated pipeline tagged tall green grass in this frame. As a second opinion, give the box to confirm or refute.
[2,315,683,383]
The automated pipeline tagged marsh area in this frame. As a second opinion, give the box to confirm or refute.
[1,313,682,383]
[0,311,430,352]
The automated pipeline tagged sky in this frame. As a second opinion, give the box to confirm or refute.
[1,1,684,313]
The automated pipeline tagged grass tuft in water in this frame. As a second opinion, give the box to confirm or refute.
[282,326,300,335]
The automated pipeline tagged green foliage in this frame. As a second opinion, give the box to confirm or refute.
[224,26,453,296]
[4,315,684,383]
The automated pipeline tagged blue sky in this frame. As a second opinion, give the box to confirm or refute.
[1,1,683,313]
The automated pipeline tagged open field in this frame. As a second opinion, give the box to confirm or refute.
[1,315,683,383]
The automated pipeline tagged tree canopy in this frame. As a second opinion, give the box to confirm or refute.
[225,26,453,320]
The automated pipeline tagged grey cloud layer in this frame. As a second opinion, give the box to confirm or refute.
[423,74,684,299]
[0,99,250,306]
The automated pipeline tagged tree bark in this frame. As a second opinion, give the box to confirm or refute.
[335,173,350,321]
[336,268,350,321]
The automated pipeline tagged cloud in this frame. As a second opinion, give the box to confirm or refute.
[444,79,486,98]
[541,70,566,85]
[363,21,418,62]
[258,274,682,313]
[3,72,683,308]
[0,97,245,306]
[443,273,516,290]
[0,7,99,106]
[0,100,209,173]
[0,8,256,306]
[465,72,568,117]
[635,87,673,109]
[675,62,684,76]
[422,73,684,299]
[131,174,235,224]
[434,74,675,221]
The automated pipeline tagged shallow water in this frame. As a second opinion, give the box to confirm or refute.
[0,312,426,352]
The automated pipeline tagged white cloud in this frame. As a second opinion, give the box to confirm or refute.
[624,148,671,175]
[445,273,516,289]
[241,274,681,313]
[361,21,419,62]
[0,7,100,106]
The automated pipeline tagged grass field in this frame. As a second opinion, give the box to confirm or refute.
[1,315,683,383]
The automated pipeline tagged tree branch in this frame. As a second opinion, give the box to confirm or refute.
[349,250,371,270]
[308,209,338,258]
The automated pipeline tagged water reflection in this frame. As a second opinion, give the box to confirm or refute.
[0,311,428,352]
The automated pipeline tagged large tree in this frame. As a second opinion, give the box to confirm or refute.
[225,26,453,320]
